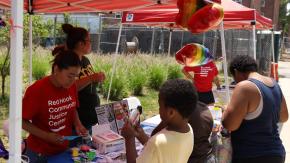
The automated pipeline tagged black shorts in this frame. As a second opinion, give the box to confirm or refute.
[198,91,215,105]
[232,155,285,163]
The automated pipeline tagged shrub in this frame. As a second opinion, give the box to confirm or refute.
[103,70,128,101]
[148,65,166,90]
[128,68,147,95]
[167,64,183,80]
[32,54,50,80]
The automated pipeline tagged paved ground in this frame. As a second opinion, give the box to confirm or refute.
[278,61,290,163]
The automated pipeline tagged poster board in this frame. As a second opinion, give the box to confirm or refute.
[95,100,129,134]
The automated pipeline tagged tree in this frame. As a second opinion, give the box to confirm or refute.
[23,14,56,47]
[0,14,10,98]
[0,13,57,98]
[279,0,290,35]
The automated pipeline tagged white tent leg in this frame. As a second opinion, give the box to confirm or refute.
[167,29,172,57]
[107,24,123,102]
[150,27,155,55]
[29,14,33,84]
[9,0,23,162]
[252,25,256,60]
[219,22,230,103]
[271,30,276,80]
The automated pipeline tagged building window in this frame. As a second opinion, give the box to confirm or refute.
[115,12,121,18]
[261,0,266,7]
[233,0,242,4]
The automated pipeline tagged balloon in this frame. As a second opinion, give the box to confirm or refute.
[176,0,224,33]
[175,43,213,67]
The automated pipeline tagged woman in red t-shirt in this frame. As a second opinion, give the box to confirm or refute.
[176,43,220,105]
[183,61,220,104]
[22,50,87,162]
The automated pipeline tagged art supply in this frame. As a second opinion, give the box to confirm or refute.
[71,147,79,157]
[80,144,90,152]
[63,136,80,141]
[86,151,96,161]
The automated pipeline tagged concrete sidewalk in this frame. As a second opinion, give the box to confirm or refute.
[278,61,290,163]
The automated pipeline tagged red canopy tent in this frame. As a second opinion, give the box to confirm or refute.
[1,0,178,13]
[0,0,9,10]
[121,0,274,106]
[121,0,273,29]
[3,0,181,162]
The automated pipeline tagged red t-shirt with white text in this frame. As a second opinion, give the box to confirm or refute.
[183,61,218,92]
[22,76,78,155]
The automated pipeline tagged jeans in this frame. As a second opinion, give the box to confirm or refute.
[24,148,47,163]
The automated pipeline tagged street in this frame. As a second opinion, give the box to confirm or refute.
[278,61,290,163]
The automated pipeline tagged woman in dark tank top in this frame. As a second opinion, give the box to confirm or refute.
[222,55,288,163]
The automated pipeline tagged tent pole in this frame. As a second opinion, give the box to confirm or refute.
[150,27,155,55]
[107,23,123,102]
[213,30,218,57]
[271,29,276,80]
[180,31,184,48]
[252,24,256,60]
[168,29,172,57]
[219,22,230,103]
[202,32,206,45]
[29,14,33,84]
[9,0,23,162]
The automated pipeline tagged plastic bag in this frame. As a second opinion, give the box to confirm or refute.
[210,131,232,163]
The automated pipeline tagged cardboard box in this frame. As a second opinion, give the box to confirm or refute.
[92,124,125,154]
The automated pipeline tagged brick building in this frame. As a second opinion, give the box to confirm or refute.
[234,0,280,30]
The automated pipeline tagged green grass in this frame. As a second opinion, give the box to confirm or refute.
[0,50,179,135]
[136,88,159,120]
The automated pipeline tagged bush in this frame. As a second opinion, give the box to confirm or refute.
[128,68,147,95]
[167,64,183,80]
[103,70,128,101]
[32,54,50,80]
[148,65,166,90]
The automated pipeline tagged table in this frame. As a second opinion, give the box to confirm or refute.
[47,150,126,163]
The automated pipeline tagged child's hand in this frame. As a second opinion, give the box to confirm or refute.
[133,124,145,137]
[45,132,64,145]
[75,124,88,136]
[121,121,136,139]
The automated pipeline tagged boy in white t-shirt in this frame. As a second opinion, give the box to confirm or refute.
[122,79,198,163]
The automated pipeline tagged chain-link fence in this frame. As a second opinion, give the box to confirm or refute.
[31,15,273,75]
[282,37,290,54]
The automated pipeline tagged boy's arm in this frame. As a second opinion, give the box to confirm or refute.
[125,137,137,163]
[135,126,149,145]
[122,122,138,163]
